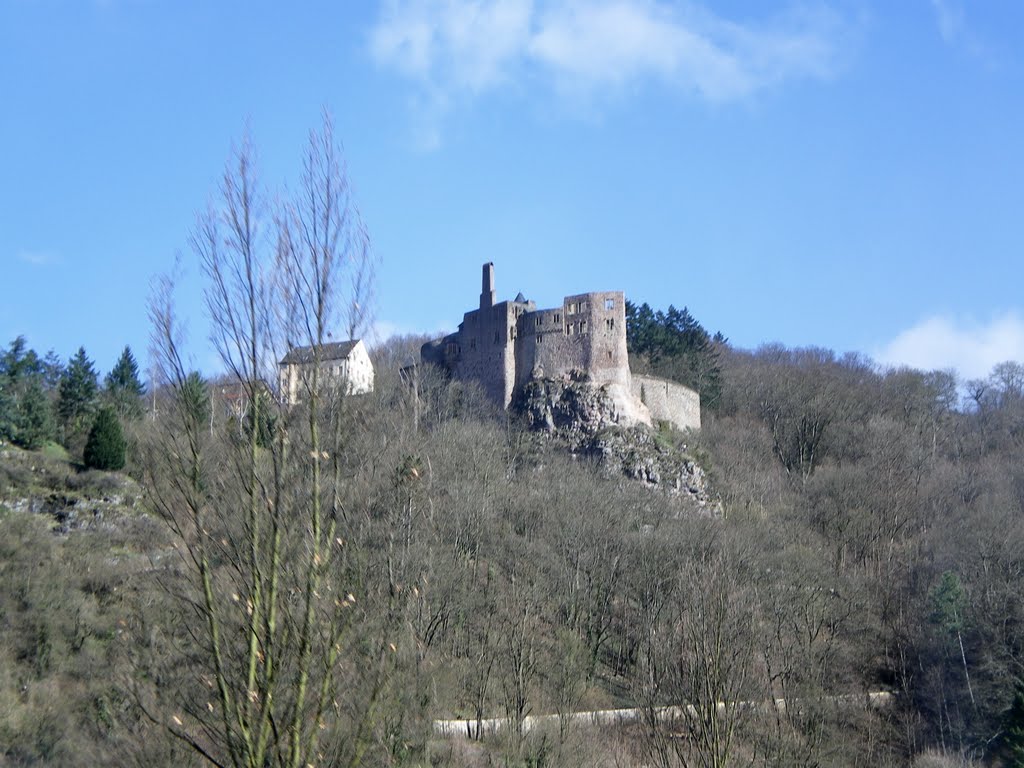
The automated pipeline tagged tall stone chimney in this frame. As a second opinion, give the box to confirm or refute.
[480,262,496,309]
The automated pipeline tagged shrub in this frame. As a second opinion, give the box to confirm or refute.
[83,409,125,471]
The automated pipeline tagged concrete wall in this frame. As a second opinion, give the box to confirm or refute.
[631,374,701,431]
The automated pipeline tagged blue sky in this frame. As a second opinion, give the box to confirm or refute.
[2,0,1022,381]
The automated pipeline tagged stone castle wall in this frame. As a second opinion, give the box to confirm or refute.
[454,301,521,407]
[514,291,629,389]
[421,264,700,432]
[631,374,701,431]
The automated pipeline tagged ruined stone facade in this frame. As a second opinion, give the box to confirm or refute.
[421,264,700,431]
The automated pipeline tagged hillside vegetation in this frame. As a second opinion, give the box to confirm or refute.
[2,332,1022,766]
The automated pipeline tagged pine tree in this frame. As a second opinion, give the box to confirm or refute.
[15,380,54,450]
[83,407,126,470]
[181,371,210,432]
[104,345,146,419]
[57,347,98,442]
[625,301,723,410]
[0,336,54,447]
[41,349,65,391]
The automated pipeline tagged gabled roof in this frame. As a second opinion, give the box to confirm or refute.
[280,340,361,365]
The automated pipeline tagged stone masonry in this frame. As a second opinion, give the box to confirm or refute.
[421,263,700,431]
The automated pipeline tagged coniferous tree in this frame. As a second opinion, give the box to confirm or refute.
[625,301,723,410]
[180,371,210,432]
[57,347,99,443]
[83,406,126,470]
[0,341,16,442]
[0,336,55,448]
[41,349,64,391]
[16,380,54,449]
[105,345,146,419]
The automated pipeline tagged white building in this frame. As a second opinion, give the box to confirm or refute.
[278,340,374,405]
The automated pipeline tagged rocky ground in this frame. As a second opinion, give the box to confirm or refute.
[0,442,160,541]
[514,376,715,512]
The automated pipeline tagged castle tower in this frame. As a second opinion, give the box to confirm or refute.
[480,262,496,309]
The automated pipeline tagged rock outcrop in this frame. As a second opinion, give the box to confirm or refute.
[514,376,714,511]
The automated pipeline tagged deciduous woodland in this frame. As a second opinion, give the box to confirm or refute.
[2,120,1022,767]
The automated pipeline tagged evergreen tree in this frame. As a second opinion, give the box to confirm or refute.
[41,349,65,391]
[1,336,38,380]
[0,386,11,442]
[244,388,276,448]
[83,407,126,470]
[625,301,723,410]
[180,371,210,432]
[104,345,146,419]
[0,336,55,447]
[57,347,99,442]
[15,380,54,449]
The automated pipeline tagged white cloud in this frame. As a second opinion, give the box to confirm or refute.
[929,0,964,44]
[928,0,995,64]
[874,312,1024,381]
[370,0,847,139]
[371,0,533,93]
[16,250,59,267]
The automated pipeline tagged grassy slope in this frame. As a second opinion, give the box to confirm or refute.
[0,443,171,766]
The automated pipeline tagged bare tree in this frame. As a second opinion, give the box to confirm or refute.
[661,536,758,768]
[143,114,385,768]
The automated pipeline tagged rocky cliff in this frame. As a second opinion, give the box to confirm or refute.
[514,376,714,511]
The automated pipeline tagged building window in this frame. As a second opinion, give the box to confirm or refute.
[605,298,614,310]
[567,323,575,336]
[537,334,543,344]
[554,313,561,323]
[605,318,615,331]
[580,320,588,334]
[535,316,543,327]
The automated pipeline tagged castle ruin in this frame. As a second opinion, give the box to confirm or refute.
[421,264,700,432]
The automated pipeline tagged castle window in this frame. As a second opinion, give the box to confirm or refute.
[567,323,575,336]
[554,313,561,323]
[580,320,588,334]
[608,351,613,360]
[568,302,578,314]
[537,334,543,344]
[535,316,542,327]
[605,298,614,310]
[605,318,615,331]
